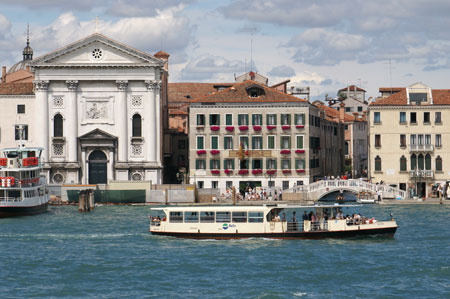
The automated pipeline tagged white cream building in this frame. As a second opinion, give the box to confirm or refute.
[369,82,450,198]
[0,33,166,185]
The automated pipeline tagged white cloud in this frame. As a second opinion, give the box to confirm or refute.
[0,14,11,39]
[268,65,295,77]
[179,54,246,81]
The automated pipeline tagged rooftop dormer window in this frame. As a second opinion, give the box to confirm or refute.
[246,84,265,98]
[409,93,427,105]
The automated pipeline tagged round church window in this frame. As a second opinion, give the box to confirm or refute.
[53,173,65,184]
[92,48,103,60]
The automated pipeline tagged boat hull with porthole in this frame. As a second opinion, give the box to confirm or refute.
[149,204,398,240]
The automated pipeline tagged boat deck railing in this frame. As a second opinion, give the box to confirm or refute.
[0,197,22,202]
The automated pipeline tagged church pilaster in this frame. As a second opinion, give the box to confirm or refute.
[33,80,50,161]
[65,80,79,162]
[145,80,159,162]
[116,80,128,161]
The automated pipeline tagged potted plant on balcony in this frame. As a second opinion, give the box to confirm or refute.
[295,125,304,129]
[224,169,233,174]
[197,150,206,155]
[253,125,262,131]
[282,169,291,174]
[295,149,305,154]
[266,169,276,175]
[280,149,291,154]
[267,125,276,130]
[211,170,220,174]
[210,150,220,155]
[225,126,234,132]
[239,125,249,131]
[252,169,263,175]
[238,169,249,175]
[282,125,291,130]
[210,126,220,131]
[296,169,305,173]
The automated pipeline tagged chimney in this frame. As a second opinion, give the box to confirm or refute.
[2,66,6,83]
[353,112,358,121]
[339,102,345,122]
[154,51,170,71]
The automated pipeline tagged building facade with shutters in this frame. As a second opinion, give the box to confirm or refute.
[369,82,450,198]
[188,80,344,194]
[0,33,166,185]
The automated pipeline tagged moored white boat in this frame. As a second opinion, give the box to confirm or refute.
[0,147,49,218]
[149,204,397,239]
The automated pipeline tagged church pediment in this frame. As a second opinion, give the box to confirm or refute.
[31,33,164,67]
[79,129,117,141]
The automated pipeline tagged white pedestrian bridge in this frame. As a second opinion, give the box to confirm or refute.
[284,179,408,202]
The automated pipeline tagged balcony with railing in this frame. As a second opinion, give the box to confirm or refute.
[409,170,434,178]
[409,144,434,152]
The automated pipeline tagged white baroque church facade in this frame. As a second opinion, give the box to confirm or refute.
[0,33,166,185]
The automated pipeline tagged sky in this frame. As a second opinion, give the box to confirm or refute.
[1,0,450,101]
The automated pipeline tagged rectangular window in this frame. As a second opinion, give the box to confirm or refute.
[375,158,382,171]
[281,136,291,149]
[400,134,406,147]
[200,212,215,223]
[209,114,220,126]
[212,181,218,189]
[267,158,277,169]
[239,136,249,149]
[226,181,233,190]
[296,135,304,149]
[197,114,205,126]
[210,159,220,170]
[224,136,233,149]
[410,112,417,124]
[211,136,219,149]
[252,136,262,149]
[252,159,262,169]
[424,112,430,124]
[400,157,407,172]
[240,159,249,170]
[17,104,25,114]
[184,211,199,223]
[252,114,262,125]
[345,142,349,155]
[410,134,417,145]
[267,135,275,149]
[248,212,263,223]
[267,114,277,125]
[436,157,443,171]
[14,125,28,140]
[281,114,291,125]
[295,159,305,170]
[197,136,204,149]
[282,181,289,190]
[418,134,424,145]
[344,124,348,131]
[400,112,406,124]
[232,212,247,223]
[435,112,442,124]
[281,159,291,169]
[238,114,249,126]
[425,134,431,145]
[197,181,204,189]
[169,211,183,223]
[436,134,442,147]
[216,211,231,223]
[294,114,305,125]
[357,106,363,112]
[195,159,206,170]
[224,159,234,169]
[345,107,351,112]
[374,112,381,124]
[225,114,233,126]
[375,135,381,147]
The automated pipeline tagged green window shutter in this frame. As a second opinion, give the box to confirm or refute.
[218,159,221,169]
[197,136,204,149]
[274,159,277,169]
[209,114,213,126]
[231,159,235,169]
[288,137,291,148]
[274,114,277,125]
[245,114,249,125]
[226,114,232,125]
[266,114,269,126]
[287,114,291,125]
[297,136,303,149]
[197,115,201,125]
[252,159,255,169]
[252,114,256,125]
[196,160,199,169]
[210,159,213,169]
[238,115,242,126]
[212,137,218,149]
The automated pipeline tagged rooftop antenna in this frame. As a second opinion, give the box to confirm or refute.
[249,27,257,71]
[384,59,395,93]
[356,78,368,89]
[25,23,30,46]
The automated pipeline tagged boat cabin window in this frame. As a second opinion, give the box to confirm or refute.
[248,212,264,223]
[200,212,215,223]
[216,211,231,223]
[169,211,183,223]
[232,212,247,223]
[184,212,199,223]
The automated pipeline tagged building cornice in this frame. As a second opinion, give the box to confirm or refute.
[190,103,310,109]
[368,105,450,110]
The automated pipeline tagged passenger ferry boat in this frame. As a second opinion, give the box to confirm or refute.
[149,204,397,239]
[0,147,49,217]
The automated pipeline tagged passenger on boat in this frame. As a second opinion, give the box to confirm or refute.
[291,211,297,223]
[282,213,286,222]
[302,211,308,221]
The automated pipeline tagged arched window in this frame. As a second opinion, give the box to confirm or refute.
[418,154,424,170]
[436,156,443,171]
[132,114,142,137]
[425,154,431,170]
[410,154,416,170]
[400,156,407,172]
[54,113,63,137]
[375,156,381,171]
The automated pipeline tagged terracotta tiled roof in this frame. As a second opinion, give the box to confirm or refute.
[313,102,361,122]
[189,80,307,103]
[0,82,34,95]
[371,89,450,106]
[338,85,366,92]
[168,82,234,103]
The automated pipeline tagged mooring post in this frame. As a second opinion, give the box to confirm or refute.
[89,189,94,211]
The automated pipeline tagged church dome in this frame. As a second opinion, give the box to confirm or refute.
[7,60,31,74]
[7,28,33,74]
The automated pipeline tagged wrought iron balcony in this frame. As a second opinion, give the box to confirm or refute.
[409,170,434,178]
[409,144,434,152]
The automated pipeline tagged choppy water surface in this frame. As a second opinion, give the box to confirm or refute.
[0,205,449,298]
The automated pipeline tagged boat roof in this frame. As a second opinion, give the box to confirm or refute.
[150,204,361,212]
[1,147,43,153]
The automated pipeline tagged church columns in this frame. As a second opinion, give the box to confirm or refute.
[116,80,128,162]
[108,149,114,181]
[155,81,161,164]
[66,80,78,162]
[145,80,159,162]
[81,149,87,184]
[33,80,49,161]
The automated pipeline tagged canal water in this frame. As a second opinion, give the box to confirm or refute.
[0,204,448,298]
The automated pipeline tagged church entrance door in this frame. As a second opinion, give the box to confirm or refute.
[89,150,108,184]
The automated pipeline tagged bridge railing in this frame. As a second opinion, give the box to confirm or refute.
[288,179,408,199]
